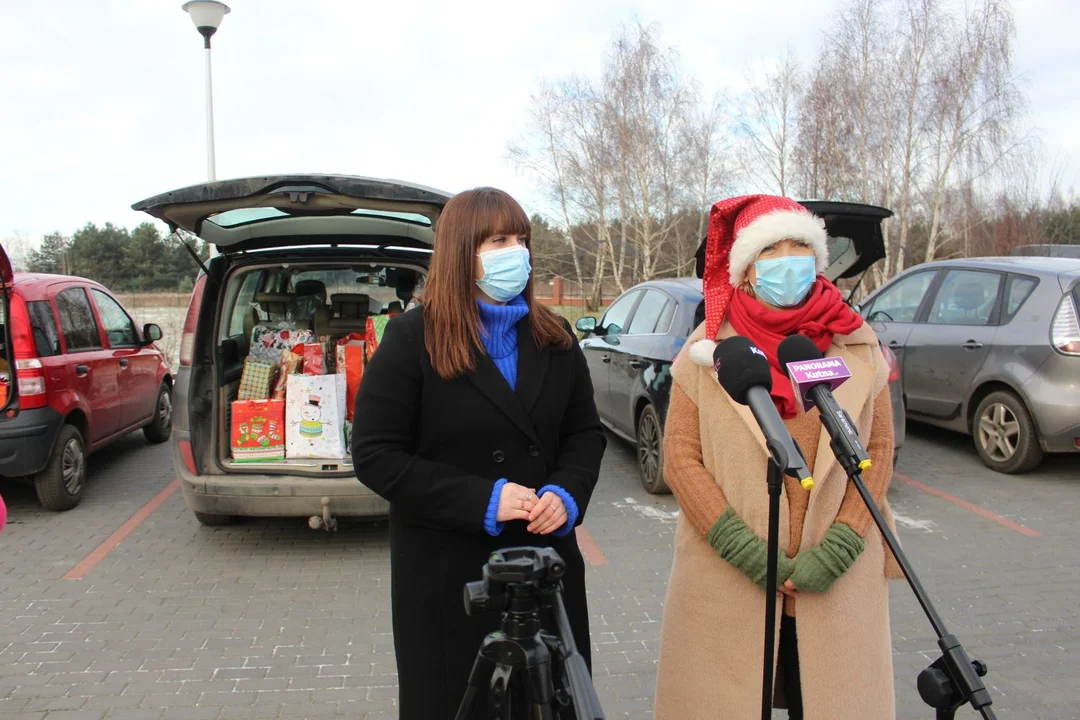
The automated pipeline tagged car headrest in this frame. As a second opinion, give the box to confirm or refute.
[254,293,292,316]
[294,279,327,303]
[331,293,371,319]
[953,283,986,311]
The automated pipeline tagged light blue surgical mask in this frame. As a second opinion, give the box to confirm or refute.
[476,245,531,302]
[752,255,817,308]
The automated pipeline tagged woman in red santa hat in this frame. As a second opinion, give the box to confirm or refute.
[653,195,903,719]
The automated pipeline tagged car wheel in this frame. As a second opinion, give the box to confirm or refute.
[34,425,87,511]
[973,391,1044,474]
[193,511,237,527]
[143,383,173,444]
[636,404,670,494]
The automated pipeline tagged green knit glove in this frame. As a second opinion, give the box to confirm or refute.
[789,523,865,594]
[707,507,795,590]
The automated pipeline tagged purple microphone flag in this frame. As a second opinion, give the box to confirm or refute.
[786,356,852,412]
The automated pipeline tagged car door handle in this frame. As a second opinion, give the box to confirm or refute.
[119,358,129,368]
[628,359,649,369]
[887,341,904,350]
[601,354,611,364]
[961,340,983,350]
[75,365,90,377]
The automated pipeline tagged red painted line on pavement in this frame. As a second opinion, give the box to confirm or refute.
[575,526,608,566]
[63,479,181,580]
[893,472,1041,538]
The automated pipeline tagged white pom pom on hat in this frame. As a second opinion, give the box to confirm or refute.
[691,195,829,367]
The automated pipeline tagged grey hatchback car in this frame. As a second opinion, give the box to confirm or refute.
[859,256,1080,473]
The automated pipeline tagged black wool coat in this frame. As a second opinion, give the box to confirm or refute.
[351,306,606,719]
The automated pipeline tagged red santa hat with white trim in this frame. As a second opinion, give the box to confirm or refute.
[688,194,829,367]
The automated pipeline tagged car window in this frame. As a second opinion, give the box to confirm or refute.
[228,271,264,337]
[865,271,936,323]
[27,301,61,357]
[601,292,639,337]
[655,298,677,335]
[928,270,1002,326]
[92,290,139,347]
[627,291,670,335]
[55,288,102,352]
[1004,275,1038,319]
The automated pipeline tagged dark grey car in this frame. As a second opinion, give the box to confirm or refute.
[860,257,1080,473]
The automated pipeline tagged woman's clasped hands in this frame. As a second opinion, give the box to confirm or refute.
[496,481,568,535]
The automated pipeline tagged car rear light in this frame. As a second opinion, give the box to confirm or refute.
[8,294,48,409]
[179,275,207,367]
[881,343,900,382]
[178,439,198,475]
[1051,292,1080,356]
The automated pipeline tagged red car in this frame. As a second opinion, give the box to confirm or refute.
[0,243,173,510]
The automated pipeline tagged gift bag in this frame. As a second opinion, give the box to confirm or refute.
[250,323,315,363]
[336,333,366,421]
[238,357,278,400]
[365,315,391,362]
[231,399,286,462]
[286,373,347,459]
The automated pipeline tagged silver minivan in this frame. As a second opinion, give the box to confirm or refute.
[860,256,1080,473]
[132,175,449,527]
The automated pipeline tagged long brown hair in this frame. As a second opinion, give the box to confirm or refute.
[423,187,572,379]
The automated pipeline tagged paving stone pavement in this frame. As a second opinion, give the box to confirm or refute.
[0,423,1077,719]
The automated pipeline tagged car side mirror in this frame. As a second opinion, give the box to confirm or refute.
[575,316,597,335]
[143,323,163,343]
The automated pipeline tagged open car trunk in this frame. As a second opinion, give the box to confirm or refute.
[211,252,428,477]
[132,175,450,484]
[694,200,893,286]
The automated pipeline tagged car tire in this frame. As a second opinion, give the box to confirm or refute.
[143,383,173,444]
[193,512,237,527]
[636,403,670,494]
[34,425,87,512]
[973,391,1044,474]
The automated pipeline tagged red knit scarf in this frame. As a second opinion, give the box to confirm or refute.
[728,278,864,418]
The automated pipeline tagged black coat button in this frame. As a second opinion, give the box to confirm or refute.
[493,450,505,463]
[528,445,540,457]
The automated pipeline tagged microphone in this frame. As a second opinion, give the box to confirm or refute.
[778,334,872,476]
[712,337,814,490]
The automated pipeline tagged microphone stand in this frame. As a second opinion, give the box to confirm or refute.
[841,459,997,720]
[760,440,788,720]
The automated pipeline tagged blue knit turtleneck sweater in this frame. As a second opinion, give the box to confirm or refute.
[476,294,578,538]
[476,294,529,390]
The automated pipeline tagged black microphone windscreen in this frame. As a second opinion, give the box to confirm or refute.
[778,334,824,370]
[713,336,773,405]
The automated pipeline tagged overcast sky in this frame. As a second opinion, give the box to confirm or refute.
[1,0,1077,247]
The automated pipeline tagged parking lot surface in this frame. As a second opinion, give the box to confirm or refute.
[1,424,1078,719]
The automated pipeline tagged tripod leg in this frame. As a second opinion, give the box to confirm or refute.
[454,652,497,720]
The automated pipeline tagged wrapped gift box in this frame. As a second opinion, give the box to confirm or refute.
[237,357,278,401]
[250,324,315,363]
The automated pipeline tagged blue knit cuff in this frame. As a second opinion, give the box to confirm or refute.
[484,479,508,536]
[538,485,579,537]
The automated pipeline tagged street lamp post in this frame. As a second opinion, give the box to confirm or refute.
[181,1,230,183]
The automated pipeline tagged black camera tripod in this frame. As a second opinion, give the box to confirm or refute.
[454,547,604,720]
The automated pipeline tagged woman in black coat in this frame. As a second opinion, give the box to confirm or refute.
[351,187,606,719]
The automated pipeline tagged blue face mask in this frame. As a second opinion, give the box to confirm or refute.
[476,245,532,302]
[752,255,817,308]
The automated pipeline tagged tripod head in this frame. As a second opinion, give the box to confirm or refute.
[464,547,565,639]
